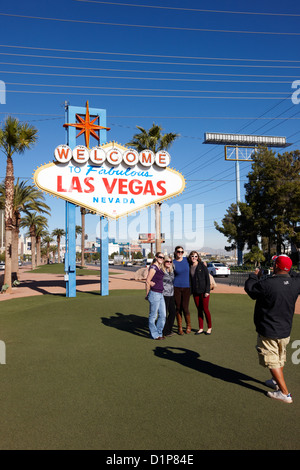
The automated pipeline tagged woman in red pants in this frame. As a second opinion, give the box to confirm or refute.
[188,251,212,335]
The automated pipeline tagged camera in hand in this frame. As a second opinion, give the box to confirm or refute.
[258,266,270,277]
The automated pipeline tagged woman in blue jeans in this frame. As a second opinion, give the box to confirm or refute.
[145,252,166,340]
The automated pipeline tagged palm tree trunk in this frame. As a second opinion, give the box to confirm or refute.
[4,155,14,291]
[30,230,36,270]
[11,211,20,281]
[46,243,50,264]
[57,238,61,263]
[12,227,19,281]
[36,236,41,266]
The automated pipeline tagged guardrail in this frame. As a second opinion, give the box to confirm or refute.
[229,271,249,287]
[229,269,300,287]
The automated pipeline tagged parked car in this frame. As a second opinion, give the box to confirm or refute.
[207,262,230,277]
[125,261,133,267]
[0,262,5,270]
[108,259,114,265]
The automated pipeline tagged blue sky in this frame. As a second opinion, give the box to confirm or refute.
[0,0,300,251]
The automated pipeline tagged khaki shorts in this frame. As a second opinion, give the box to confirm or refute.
[256,335,290,369]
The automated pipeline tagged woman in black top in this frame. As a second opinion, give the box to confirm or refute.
[188,251,212,335]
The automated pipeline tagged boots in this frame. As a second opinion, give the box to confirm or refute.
[176,313,184,335]
[185,313,192,334]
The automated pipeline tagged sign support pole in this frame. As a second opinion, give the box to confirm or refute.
[65,201,76,297]
[100,216,109,296]
[64,102,109,297]
[65,103,77,297]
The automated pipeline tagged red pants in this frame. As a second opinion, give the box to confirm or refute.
[193,294,212,330]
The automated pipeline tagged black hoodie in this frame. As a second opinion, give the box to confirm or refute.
[244,272,300,339]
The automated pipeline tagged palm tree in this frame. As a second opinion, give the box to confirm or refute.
[52,228,65,263]
[42,234,54,264]
[20,212,48,270]
[127,123,179,251]
[127,123,179,153]
[0,179,50,278]
[0,116,38,291]
[49,244,57,263]
[35,225,49,266]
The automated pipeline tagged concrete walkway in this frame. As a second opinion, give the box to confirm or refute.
[0,266,299,314]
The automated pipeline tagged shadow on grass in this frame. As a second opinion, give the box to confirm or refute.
[101,312,150,339]
[154,346,266,395]
[17,278,101,296]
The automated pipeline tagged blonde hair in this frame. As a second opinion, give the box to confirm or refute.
[162,255,174,273]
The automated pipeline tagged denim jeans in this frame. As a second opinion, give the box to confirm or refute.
[148,290,166,339]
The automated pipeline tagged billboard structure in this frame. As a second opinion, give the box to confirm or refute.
[203,132,291,265]
[139,233,165,254]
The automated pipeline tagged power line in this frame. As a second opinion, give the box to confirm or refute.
[3,51,300,69]
[74,1,300,17]
[1,111,300,121]
[1,12,300,36]
[1,59,299,81]
[5,82,292,96]
[1,43,300,64]
[5,90,290,99]
[1,68,295,85]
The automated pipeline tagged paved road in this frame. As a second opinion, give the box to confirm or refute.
[106,264,250,287]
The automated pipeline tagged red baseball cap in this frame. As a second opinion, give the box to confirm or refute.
[272,255,292,272]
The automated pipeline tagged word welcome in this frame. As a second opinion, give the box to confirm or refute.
[54,144,171,168]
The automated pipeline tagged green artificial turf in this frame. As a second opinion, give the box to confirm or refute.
[0,290,299,450]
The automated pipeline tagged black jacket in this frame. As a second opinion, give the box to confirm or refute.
[190,262,210,295]
[244,273,300,339]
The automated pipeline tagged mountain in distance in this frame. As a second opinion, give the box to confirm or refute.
[197,246,235,256]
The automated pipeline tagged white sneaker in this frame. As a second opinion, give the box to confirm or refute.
[267,390,293,404]
[265,378,279,391]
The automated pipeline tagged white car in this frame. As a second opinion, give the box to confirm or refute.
[0,263,5,271]
[108,259,114,265]
[207,262,230,277]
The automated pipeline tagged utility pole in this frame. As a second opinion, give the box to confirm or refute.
[155,202,162,253]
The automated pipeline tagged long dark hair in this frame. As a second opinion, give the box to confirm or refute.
[188,250,200,265]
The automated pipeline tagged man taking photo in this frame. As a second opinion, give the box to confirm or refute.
[245,255,300,404]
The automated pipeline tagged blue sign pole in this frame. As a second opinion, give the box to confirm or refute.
[100,216,109,296]
[65,201,76,297]
[64,102,109,297]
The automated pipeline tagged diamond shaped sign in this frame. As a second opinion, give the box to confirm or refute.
[34,142,185,219]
